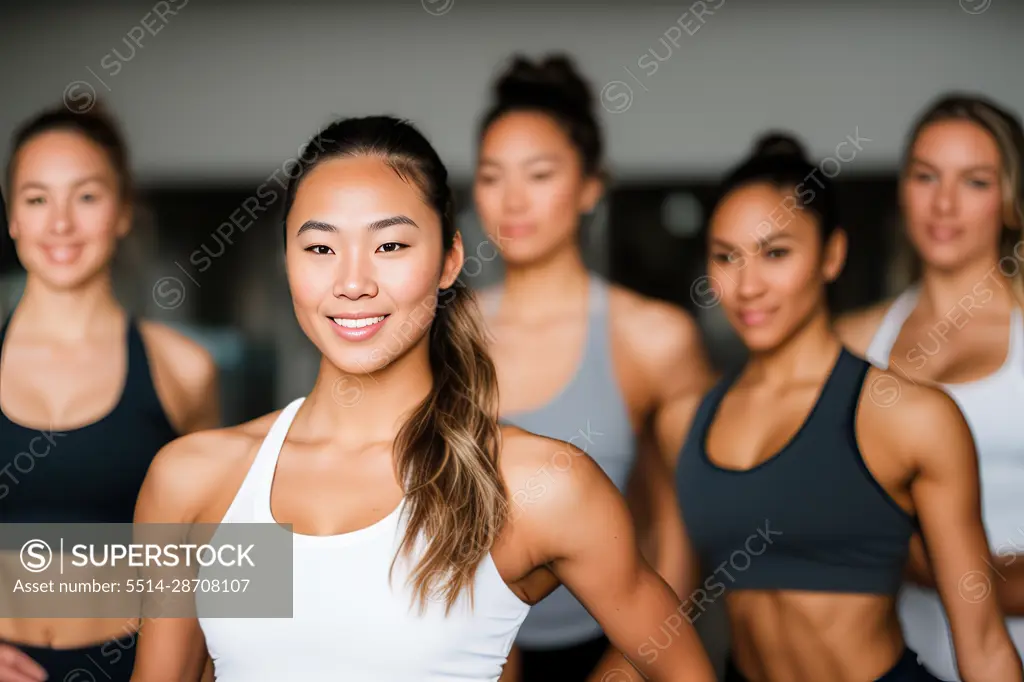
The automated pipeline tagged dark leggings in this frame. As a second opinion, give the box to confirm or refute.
[518,634,610,682]
[7,633,138,682]
[724,648,942,682]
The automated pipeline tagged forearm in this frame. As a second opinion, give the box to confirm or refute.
[651,506,687,597]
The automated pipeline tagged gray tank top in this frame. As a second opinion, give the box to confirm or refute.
[486,275,638,648]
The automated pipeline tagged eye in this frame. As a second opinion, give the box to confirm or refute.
[26,196,45,206]
[711,251,742,264]
[80,193,98,203]
[766,248,790,259]
[305,245,333,255]
[476,174,500,185]
[377,242,407,254]
[967,178,992,189]
[911,172,936,183]
[530,171,554,181]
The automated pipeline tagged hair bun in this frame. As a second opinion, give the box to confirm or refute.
[494,54,592,116]
[751,131,809,161]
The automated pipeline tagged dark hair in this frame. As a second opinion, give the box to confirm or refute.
[714,130,840,243]
[896,93,1024,291]
[480,54,604,177]
[281,116,506,615]
[6,101,133,204]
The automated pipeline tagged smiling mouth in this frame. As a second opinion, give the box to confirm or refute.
[331,315,388,328]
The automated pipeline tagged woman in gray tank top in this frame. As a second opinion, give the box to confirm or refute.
[472,53,715,682]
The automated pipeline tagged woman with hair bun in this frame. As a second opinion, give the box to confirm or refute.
[473,53,714,681]
[656,132,1021,681]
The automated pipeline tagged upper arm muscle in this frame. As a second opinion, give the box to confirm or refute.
[894,388,1008,654]
[131,432,243,681]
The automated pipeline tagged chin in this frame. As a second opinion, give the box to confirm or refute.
[31,267,103,291]
[498,239,572,268]
[730,323,788,353]
[918,249,973,272]
[319,333,419,378]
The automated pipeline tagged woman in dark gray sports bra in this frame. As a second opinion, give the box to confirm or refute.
[473,54,715,682]
[654,133,1021,682]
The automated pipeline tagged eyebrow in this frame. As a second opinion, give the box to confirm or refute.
[478,153,561,168]
[711,233,794,250]
[17,175,109,193]
[296,214,419,237]
[908,157,999,174]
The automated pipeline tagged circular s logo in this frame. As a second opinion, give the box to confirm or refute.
[21,539,53,573]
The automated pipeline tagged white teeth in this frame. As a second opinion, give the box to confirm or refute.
[332,316,386,329]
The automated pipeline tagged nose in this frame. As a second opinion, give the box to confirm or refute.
[932,176,958,216]
[501,177,528,215]
[735,257,767,301]
[332,247,379,301]
[50,199,73,235]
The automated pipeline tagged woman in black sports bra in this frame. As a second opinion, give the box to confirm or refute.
[653,133,1021,682]
[0,103,219,681]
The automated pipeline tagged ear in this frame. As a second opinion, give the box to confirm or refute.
[822,227,848,283]
[578,174,604,215]
[439,231,465,290]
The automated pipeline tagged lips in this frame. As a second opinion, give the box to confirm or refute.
[925,224,963,243]
[328,314,390,342]
[41,244,84,265]
[738,309,774,327]
[497,223,535,239]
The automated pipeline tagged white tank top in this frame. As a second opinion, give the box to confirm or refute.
[197,397,531,682]
[865,285,1024,681]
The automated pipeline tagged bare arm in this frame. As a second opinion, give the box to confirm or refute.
[599,297,713,680]
[896,387,1023,682]
[141,322,222,434]
[906,507,1024,618]
[617,297,713,593]
[130,431,240,682]
[523,437,716,682]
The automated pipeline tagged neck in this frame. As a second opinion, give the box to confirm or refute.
[12,272,123,340]
[745,307,841,386]
[917,256,1018,317]
[302,342,435,447]
[500,243,590,316]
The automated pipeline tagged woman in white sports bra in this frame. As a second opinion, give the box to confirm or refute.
[837,93,1024,681]
[128,115,717,682]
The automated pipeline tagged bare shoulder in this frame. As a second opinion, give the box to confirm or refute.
[608,286,708,385]
[136,411,281,524]
[834,299,895,357]
[859,366,973,469]
[498,425,618,526]
[138,321,217,385]
[138,321,219,431]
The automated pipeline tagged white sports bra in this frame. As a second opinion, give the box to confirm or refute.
[197,398,531,682]
[865,285,1024,681]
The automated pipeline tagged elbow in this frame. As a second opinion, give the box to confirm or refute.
[957,628,1023,682]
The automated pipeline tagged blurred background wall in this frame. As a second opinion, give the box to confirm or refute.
[2,0,1020,419]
